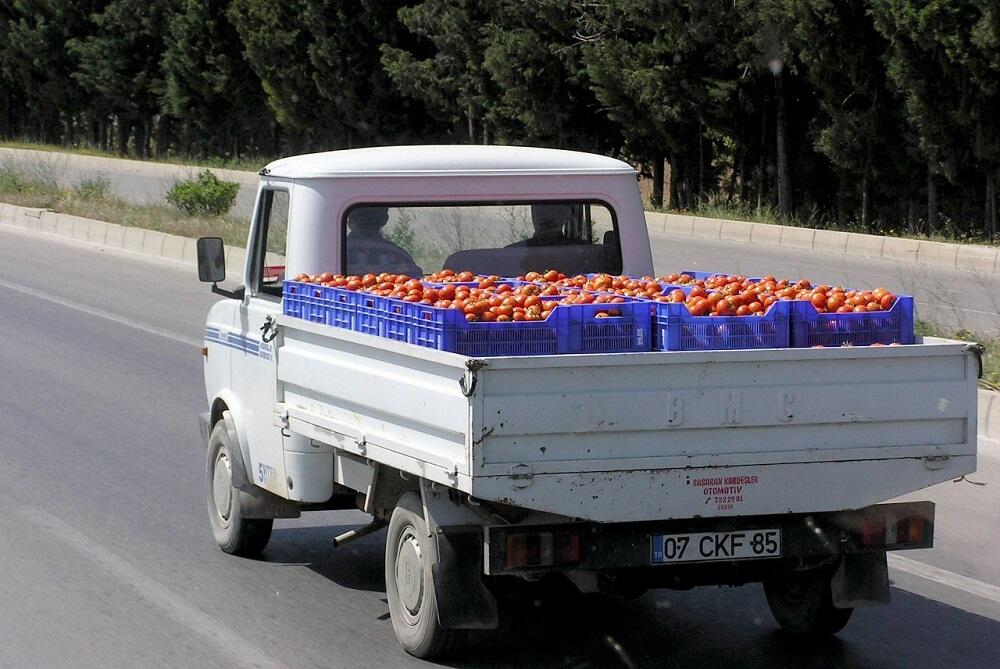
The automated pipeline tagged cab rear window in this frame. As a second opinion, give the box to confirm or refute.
[342,201,621,277]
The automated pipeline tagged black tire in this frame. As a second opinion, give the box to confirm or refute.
[384,492,463,659]
[764,565,853,637]
[206,420,272,557]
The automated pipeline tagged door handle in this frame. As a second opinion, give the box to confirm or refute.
[260,315,279,343]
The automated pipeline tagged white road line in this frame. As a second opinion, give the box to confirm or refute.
[0,277,200,347]
[19,505,290,669]
[889,553,1000,605]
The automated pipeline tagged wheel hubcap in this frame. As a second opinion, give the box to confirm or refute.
[212,451,233,521]
[395,526,424,619]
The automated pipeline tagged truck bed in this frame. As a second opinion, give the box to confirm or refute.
[274,315,978,523]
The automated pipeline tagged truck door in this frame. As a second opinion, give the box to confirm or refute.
[235,185,290,497]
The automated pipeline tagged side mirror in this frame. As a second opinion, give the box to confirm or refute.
[197,237,226,283]
[197,237,242,299]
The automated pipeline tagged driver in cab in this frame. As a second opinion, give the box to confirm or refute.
[506,203,580,247]
[345,206,422,276]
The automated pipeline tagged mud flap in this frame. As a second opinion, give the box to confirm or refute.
[831,552,890,608]
[431,528,499,630]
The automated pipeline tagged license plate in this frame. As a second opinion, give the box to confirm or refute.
[651,529,781,564]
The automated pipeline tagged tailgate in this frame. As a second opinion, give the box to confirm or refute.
[468,339,978,521]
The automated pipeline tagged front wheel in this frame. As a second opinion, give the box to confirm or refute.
[384,492,464,659]
[764,565,853,637]
[206,420,272,557]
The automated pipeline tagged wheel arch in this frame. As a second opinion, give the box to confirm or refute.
[208,392,254,491]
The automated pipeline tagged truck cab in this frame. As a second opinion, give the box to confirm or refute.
[196,146,978,659]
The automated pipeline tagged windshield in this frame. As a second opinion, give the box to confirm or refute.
[343,202,621,277]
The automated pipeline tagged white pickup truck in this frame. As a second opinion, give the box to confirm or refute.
[196,146,979,659]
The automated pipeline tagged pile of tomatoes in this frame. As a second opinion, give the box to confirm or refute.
[655,273,898,317]
[292,269,900,322]
[291,271,625,322]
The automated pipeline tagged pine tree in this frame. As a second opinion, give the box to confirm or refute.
[162,0,275,158]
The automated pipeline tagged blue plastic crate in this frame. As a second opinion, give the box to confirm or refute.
[677,269,728,280]
[379,297,650,356]
[676,269,763,284]
[283,280,354,329]
[351,291,382,336]
[790,296,915,347]
[651,299,792,351]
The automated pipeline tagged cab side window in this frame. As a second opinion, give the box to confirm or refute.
[252,189,290,297]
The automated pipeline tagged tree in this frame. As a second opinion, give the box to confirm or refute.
[874,0,1000,237]
[578,1,744,208]
[228,0,336,150]
[478,0,619,152]
[783,0,918,231]
[381,0,501,143]
[162,0,275,158]
[302,1,437,147]
[68,0,175,156]
[0,1,105,144]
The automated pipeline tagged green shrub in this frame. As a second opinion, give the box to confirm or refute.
[0,166,28,193]
[166,170,239,215]
[74,176,111,200]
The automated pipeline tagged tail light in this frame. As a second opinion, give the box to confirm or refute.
[860,518,885,546]
[858,515,926,547]
[896,515,925,544]
[505,530,581,569]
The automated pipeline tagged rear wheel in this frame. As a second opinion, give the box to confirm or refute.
[385,492,463,658]
[206,421,272,557]
[764,565,853,636]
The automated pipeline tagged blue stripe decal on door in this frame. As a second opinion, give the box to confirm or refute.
[205,328,262,357]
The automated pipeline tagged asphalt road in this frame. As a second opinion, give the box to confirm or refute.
[1,225,999,668]
[4,147,998,334]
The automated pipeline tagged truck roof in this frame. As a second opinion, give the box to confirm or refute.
[262,145,635,179]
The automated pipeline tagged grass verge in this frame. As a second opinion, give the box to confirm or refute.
[0,163,248,246]
[647,194,999,247]
[917,320,1000,391]
[0,139,267,173]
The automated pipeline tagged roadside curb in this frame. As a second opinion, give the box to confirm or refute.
[979,389,1000,441]
[645,211,1000,274]
[0,201,246,272]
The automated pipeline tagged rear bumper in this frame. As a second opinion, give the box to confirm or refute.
[484,501,933,577]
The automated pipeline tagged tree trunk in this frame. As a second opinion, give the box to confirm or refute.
[737,149,748,204]
[775,75,792,217]
[62,115,74,147]
[927,167,937,235]
[697,123,705,202]
[116,118,130,156]
[757,97,768,212]
[651,155,665,209]
[155,115,171,158]
[670,156,684,211]
[137,120,150,159]
[860,172,870,231]
[986,169,997,239]
[836,190,847,229]
[466,101,475,145]
[908,199,918,235]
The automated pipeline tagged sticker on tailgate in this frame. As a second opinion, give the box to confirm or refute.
[688,474,760,512]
